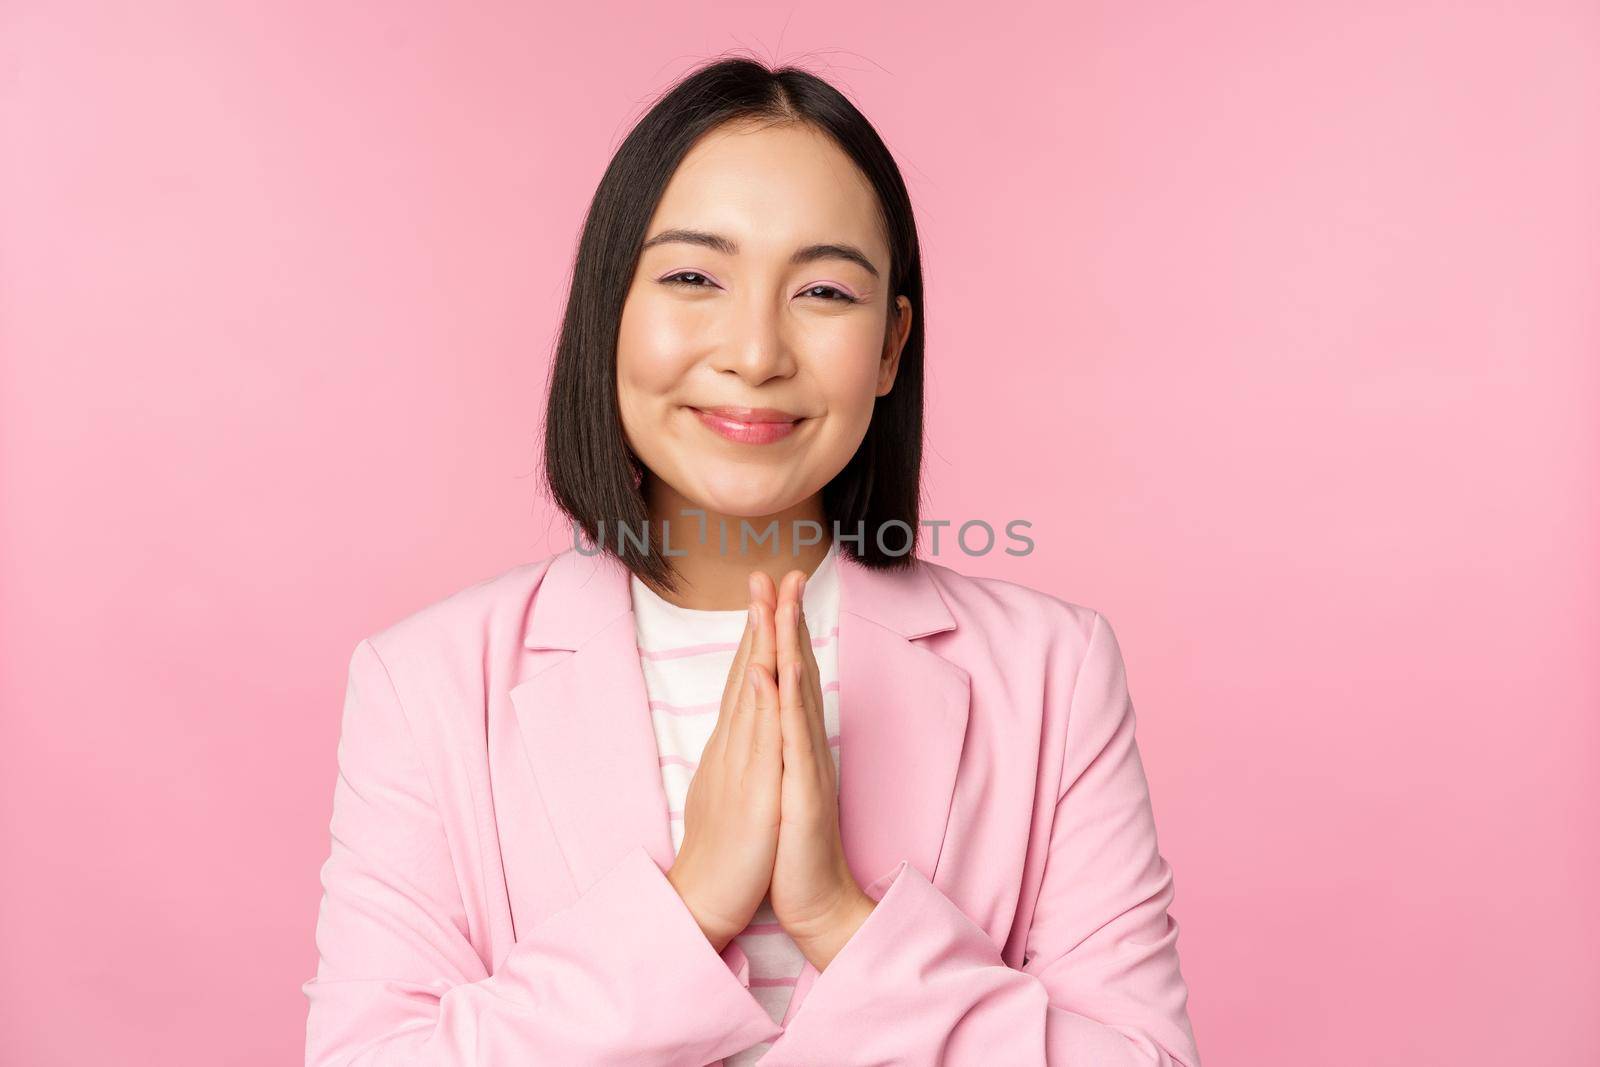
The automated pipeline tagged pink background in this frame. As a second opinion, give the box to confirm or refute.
[3,3,1597,1063]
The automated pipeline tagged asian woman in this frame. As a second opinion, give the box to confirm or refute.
[304,56,1201,1066]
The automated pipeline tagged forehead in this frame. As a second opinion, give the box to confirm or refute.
[649,120,887,261]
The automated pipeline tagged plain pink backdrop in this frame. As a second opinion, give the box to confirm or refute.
[2,2,1596,1064]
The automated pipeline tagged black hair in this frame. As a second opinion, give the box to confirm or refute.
[540,55,926,593]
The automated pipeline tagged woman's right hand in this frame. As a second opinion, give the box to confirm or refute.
[666,571,783,953]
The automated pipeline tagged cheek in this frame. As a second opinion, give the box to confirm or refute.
[809,319,886,424]
[616,290,702,405]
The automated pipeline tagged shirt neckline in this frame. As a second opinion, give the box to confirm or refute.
[630,540,840,624]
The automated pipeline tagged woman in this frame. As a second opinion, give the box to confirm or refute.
[304,57,1201,1066]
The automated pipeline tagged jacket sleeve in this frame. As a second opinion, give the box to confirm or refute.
[303,639,783,1067]
[760,611,1202,1066]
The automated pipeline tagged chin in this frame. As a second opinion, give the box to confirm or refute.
[679,475,797,521]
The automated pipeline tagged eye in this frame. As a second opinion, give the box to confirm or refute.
[660,271,719,289]
[798,284,859,304]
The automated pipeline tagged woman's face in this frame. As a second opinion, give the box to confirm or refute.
[616,119,913,524]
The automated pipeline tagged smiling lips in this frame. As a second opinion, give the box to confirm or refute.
[690,405,805,445]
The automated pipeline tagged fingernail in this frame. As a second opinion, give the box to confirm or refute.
[748,602,758,626]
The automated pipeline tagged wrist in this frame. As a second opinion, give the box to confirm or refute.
[667,867,738,953]
[791,889,875,972]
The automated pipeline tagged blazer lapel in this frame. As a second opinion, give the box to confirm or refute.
[509,548,676,890]
[510,545,971,1018]
[832,552,969,892]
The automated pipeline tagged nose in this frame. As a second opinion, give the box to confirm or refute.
[709,290,797,384]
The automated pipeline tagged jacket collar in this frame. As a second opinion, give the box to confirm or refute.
[509,545,969,1021]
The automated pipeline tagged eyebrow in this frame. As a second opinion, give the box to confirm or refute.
[640,228,881,280]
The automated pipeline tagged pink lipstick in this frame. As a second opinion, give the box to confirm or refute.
[690,406,804,445]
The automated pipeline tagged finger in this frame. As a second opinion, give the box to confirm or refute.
[778,658,816,780]
[749,660,781,770]
[748,570,778,678]
[794,591,830,762]
[725,576,763,702]
[725,661,759,764]
[774,571,803,721]
[709,596,760,760]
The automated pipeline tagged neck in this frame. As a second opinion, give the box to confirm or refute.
[637,476,833,610]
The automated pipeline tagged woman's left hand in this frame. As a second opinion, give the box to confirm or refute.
[766,568,876,971]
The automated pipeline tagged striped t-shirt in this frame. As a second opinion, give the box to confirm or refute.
[629,542,842,1064]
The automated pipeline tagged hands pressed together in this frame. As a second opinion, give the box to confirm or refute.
[665,566,876,972]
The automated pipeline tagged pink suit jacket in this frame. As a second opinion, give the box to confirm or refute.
[303,546,1201,1065]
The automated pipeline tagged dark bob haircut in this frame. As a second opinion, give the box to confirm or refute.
[541,56,926,594]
